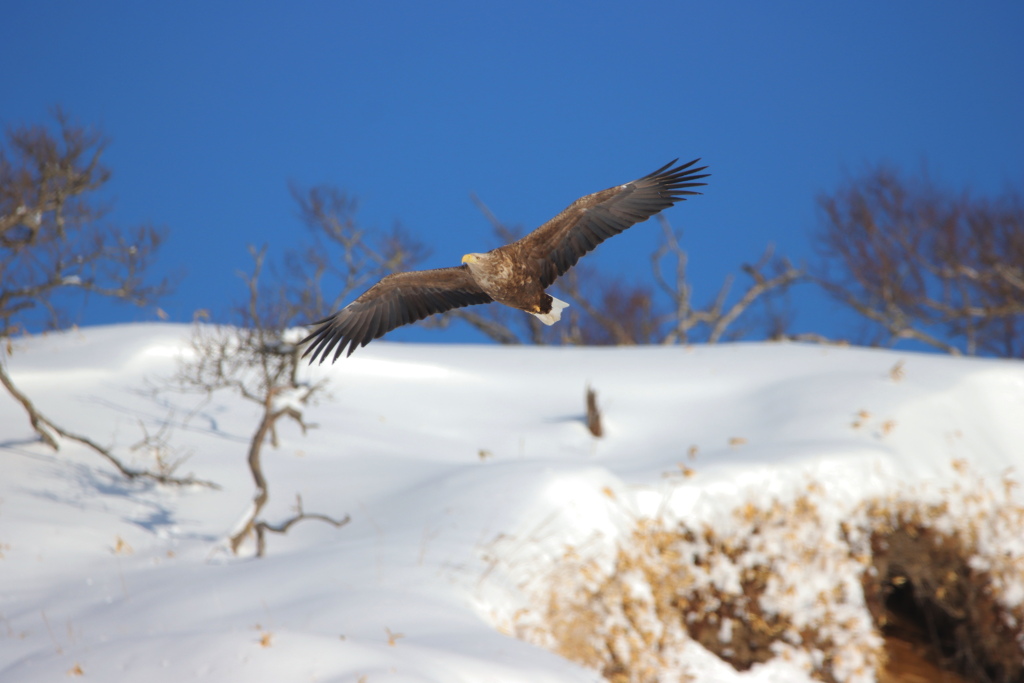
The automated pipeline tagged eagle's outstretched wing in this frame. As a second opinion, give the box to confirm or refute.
[519,158,709,287]
[302,158,709,362]
[301,266,492,364]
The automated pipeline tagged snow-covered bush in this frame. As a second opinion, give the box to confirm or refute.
[511,465,1024,683]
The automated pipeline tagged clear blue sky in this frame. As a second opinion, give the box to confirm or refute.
[3,2,1023,345]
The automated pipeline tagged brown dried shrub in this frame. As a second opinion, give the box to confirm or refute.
[510,467,1024,683]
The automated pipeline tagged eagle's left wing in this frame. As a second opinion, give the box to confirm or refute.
[522,158,709,288]
[301,265,492,363]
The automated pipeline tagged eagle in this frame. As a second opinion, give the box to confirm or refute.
[301,158,708,363]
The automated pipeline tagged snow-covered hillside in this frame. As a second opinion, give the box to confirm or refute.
[2,324,1022,682]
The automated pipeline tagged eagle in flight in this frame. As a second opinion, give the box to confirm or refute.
[301,158,709,363]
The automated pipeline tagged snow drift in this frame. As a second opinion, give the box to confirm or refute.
[2,324,1023,682]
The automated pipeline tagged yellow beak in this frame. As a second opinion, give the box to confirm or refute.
[461,254,477,264]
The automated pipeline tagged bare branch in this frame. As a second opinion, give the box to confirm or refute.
[0,355,58,449]
[707,248,803,343]
[0,357,218,487]
[253,494,351,558]
[652,217,695,344]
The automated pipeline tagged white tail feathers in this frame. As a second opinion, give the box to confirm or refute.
[530,296,569,326]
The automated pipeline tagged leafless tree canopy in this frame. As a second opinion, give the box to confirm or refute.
[815,165,1024,357]
[276,184,429,327]
[0,109,168,336]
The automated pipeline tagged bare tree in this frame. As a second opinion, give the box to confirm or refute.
[815,165,1024,357]
[175,187,428,556]
[280,183,429,325]
[177,247,348,556]
[0,109,167,335]
[0,110,211,486]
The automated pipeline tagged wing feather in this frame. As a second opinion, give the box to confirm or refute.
[368,301,385,341]
[301,265,493,363]
[521,158,709,287]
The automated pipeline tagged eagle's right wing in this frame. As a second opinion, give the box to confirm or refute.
[301,265,492,363]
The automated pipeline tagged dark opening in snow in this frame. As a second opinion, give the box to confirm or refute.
[870,524,1024,683]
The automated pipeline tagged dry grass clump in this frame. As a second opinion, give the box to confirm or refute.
[516,488,880,683]
[510,464,1024,683]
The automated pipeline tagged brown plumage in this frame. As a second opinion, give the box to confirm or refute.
[301,158,709,363]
